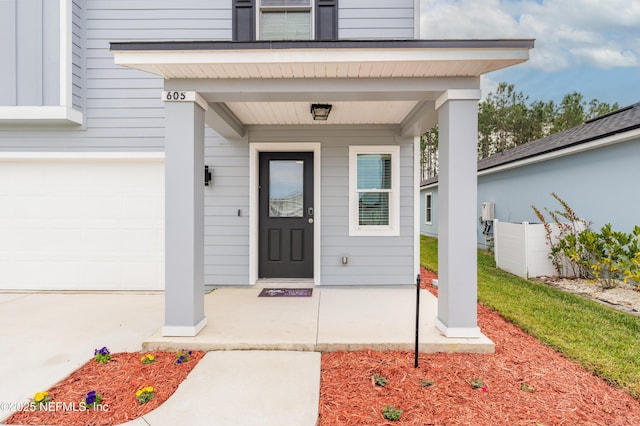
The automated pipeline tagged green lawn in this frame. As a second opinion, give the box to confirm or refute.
[420,235,640,399]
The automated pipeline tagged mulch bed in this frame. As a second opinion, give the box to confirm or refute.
[318,267,640,425]
[8,269,640,425]
[5,351,204,426]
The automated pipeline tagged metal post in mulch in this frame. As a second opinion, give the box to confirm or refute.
[415,273,420,368]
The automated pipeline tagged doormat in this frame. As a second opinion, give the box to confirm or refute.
[258,288,313,297]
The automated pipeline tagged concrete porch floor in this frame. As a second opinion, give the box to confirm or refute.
[143,288,495,354]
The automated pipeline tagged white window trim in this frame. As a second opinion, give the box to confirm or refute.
[349,145,400,237]
[424,192,433,225]
[257,0,315,41]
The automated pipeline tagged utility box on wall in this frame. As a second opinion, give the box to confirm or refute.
[481,201,495,221]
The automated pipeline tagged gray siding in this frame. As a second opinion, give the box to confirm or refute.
[204,133,250,286]
[0,0,60,106]
[0,1,232,150]
[72,0,84,111]
[339,0,415,39]
[204,128,415,287]
[420,187,438,238]
[421,136,640,248]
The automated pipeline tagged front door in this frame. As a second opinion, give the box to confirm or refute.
[259,152,314,278]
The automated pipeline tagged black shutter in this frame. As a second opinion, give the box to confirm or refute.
[232,0,255,41]
[316,0,338,40]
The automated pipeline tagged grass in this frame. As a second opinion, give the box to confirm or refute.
[420,235,640,400]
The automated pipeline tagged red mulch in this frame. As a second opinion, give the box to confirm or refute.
[6,351,204,426]
[318,267,640,425]
[8,269,640,425]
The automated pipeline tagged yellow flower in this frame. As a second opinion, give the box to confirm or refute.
[34,391,48,402]
[137,386,154,397]
[147,355,154,361]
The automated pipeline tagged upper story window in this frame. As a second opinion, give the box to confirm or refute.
[260,0,312,40]
[232,0,337,42]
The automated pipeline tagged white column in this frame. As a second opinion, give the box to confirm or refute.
[435,90,481,338]
[162,94,207,337]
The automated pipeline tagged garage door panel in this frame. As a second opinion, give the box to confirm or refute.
[0,158,165,291]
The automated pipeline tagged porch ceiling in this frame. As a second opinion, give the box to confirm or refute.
[111,40,534,134]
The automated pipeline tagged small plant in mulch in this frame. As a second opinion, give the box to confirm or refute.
[93,346,111,364]
[372,374,388,387]
[420,379,435,388]
[140,353,156,364]
[31,391,52,409]
[175,349,193,365]
[521,382,535,392]
[470,378,488,392]
[135,386,155,404]
[81,390,103,410]
[382,405,403,421]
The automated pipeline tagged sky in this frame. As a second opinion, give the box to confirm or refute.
[420,0,640,108]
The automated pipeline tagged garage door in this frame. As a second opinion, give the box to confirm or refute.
[0,154,164,290]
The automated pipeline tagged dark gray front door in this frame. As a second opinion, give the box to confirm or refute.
[259,152,314,278]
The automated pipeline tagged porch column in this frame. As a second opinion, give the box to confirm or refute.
[162,93,207,336]
[435,90,481,338]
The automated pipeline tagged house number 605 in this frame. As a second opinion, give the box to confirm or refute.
[165,91,186,101]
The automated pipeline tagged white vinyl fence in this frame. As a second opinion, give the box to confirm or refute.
[493,220,565,279]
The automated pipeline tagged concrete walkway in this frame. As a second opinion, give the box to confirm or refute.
[0,288,493,425]
[143,287,494,353]
[122,351,320,426]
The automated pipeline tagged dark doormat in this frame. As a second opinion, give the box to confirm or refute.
[258,288,313,297]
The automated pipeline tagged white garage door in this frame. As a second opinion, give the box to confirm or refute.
[0,153,164,290]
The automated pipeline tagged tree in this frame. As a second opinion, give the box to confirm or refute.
[552,92,587,133]
[421,83,621,171]
[420,126,438,180]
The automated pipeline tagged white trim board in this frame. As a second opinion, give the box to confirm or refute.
[0,152,164,160]
[249,142,322,285]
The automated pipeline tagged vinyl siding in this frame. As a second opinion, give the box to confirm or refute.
[0,0,60,106]
[339,0,415,39]
[72,0,84,111]
[421,136,640,249]
[204,135,250,286]
[0,1,232,150]
[244,128,416,287]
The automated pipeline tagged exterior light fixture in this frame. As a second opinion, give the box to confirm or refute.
[310,103,332,121]
[204,165,212,186]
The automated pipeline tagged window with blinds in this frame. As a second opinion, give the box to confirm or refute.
[349,146,400,236]
[357,154,391,226]
[259,0,312,40]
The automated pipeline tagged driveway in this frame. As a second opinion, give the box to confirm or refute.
[0,292,163,422]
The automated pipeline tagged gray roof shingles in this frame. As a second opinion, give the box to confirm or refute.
[420,101,640,187]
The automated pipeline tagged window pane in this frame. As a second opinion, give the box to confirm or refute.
[357,154,392,190]
[261,11,311,40]
[359,192,389,226]
[269,160,304,217]
[262,0,310,6]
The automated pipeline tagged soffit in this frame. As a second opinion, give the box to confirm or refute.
[110,40,533,131]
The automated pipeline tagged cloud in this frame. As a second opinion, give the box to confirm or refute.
[420,0,640,70]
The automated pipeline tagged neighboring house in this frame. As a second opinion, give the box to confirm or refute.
[0,0,533,339]
[421,101,640,249]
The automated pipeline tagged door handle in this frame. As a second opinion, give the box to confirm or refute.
[308,207,314,216]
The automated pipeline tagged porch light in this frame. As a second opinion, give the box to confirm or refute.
[310,103,332,121]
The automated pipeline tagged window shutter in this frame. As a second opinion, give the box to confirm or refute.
[233,0,256,41]
[315,0,338,40]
